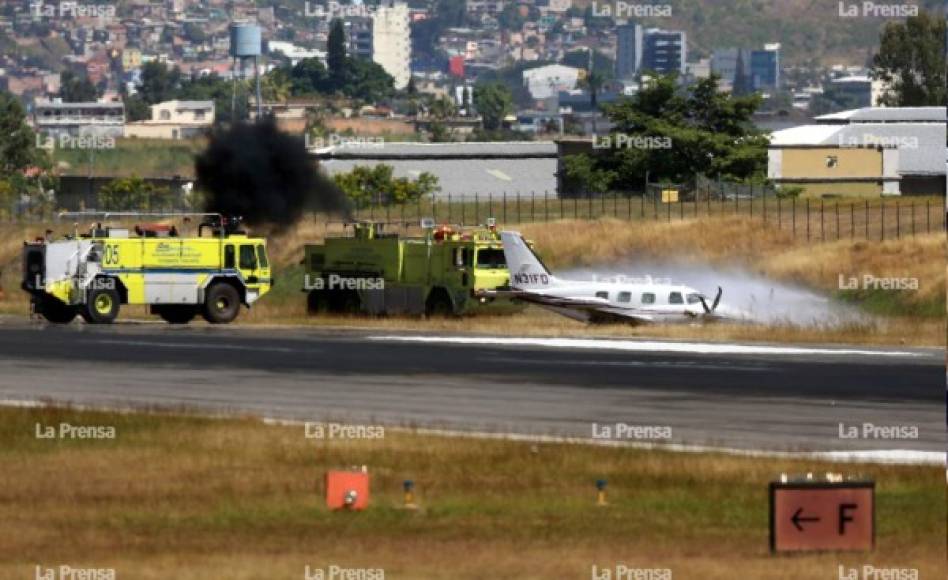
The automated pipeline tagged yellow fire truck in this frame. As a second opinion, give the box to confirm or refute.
[22,213,272,324]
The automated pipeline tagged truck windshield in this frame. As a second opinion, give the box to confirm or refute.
[476,249,506,269]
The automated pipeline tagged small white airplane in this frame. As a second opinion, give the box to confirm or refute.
[498,231,736,325]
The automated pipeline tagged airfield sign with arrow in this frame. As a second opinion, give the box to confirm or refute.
[770,480,875,552]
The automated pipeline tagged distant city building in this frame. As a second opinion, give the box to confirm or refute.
[642,28,686,76]
[615,23,643,80]
[523,64,581,100]
[828,75,878,108]
[465,0,504,15]
[124,99,215,139]
[713,44,780,92]
[687,58,711,80]
[33,99,125,138]
[347,18,374,61]
[121,48,142,72]
[268,41,326,66]
[768,107,947,197]
[449,55,465,78]
[347,1,411,90]
[711,48,745,89]
[372,1,411,90]
[750,43,780,91]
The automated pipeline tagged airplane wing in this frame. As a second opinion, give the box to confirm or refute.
[479,290,656,324]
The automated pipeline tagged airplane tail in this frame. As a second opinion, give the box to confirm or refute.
[500,231,559,290]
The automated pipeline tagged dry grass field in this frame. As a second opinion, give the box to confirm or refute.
[0,405,942,580]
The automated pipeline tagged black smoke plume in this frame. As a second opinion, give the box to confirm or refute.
[196,118,351,228]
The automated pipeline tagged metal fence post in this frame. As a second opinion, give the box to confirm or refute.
[791,197,795,238]
[531,191,535,222]
[911,202,915,237]
[820,199,824,241]
[865,200,869,240]
[880,200,884,241]
[502,192,507,224]
[763,187,767,224]
[835,202,839,241]
[805,198,810,242]
[898,201,904,237]
[850,203,854,240]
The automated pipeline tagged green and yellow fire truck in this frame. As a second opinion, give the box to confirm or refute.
[22,213,271,324]
[302,220,511,316]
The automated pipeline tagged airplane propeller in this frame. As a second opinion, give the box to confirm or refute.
[699,287,723,315]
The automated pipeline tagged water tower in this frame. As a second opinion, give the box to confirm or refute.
[229,23,262,120]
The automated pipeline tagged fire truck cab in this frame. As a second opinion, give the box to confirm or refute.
[22,213,271,325]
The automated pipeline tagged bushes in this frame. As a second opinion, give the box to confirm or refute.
[332,164,440,206]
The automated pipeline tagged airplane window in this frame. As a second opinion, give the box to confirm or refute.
[595,291,609,300]
[669,292,684,304]
[641,293,655,304]
[687,293,702,304]
[618,291,631,303]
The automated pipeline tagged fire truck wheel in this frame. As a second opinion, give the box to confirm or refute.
[425,290,454,317]
[341,291,361,313]
[39,297,78,324]
[156,305,197,324]
[307,290,327,314]
[82,288,120,324]
[203,283,241,324]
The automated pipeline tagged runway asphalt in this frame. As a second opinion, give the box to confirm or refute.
[0,318,943,453]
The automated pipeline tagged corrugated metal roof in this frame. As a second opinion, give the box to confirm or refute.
[816,107,946,124]
[315,141,558,159]
[319,157,557,198]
